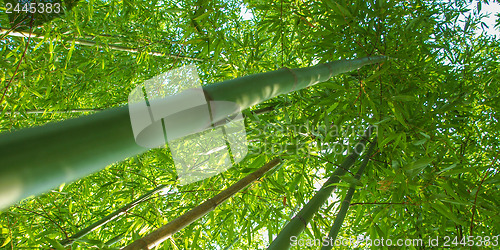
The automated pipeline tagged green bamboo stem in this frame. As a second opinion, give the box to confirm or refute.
[0,27,199,60]
[321,138,377,250]
[123,158,282,250]
[3,108,104,115]
[267,127,374,250]
[3,106,273,116]
[0,56,386,209]
[60,184,168,247]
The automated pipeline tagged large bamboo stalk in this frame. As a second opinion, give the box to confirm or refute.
[0,56,386,209]
[122,157,282,250]
[60,184,168,247]
[321,138,377,250]
[267,127,374,250]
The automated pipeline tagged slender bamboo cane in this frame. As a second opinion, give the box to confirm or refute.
[0,56,386,209]
[122,157,282,250]
[60,184,168,247]
[3,109,104,115]
[0,27,201,60]
[267,127,375,250]
[321,138,377,250]
[2,105,274,116]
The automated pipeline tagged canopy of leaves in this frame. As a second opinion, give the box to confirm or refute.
[0,0,499,249]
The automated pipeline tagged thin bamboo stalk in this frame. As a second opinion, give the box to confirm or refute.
[122,158,282,250]
[2,106,274,116]
[0,27,201,61]
[321,138,377,250]
[3,109,104,115]
[267,127,374,250]
[0,56,386,209]
[60,184,168,247]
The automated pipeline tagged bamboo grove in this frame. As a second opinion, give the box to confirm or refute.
[1,0,499,249]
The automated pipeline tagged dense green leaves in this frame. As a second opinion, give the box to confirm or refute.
[1,0,500,249]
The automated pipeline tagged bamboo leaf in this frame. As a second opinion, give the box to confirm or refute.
[437,162,458,175]
[194,10,213,21]
[0,237,10,248]
[391,95,418,102]
[339,175,363,186]
[65,39,76,69]
[412,138,427,146]
[45,238,65,250]
[406,157,434,171]
[433,201,465,226]
[334,2,353,17]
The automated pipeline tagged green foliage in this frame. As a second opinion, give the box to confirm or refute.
[1,0,499,249]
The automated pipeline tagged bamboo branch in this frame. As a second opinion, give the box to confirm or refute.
[0,27,202,61]
[321,138,377,250]
[60,184,168,247]
[2,106,273,116]
[14,205,68,238]
[122,157,282,250]
[469,150,500,235]
[267,127,375,250]
[2,109,104,115]
[0,21,33,104]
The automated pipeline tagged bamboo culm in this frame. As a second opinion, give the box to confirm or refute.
[321,138,377,250]
[123,158,281,250]
[0,56,386,209]
[0,27,200,60]
[267,127,375,250]
[60,184,168,247]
